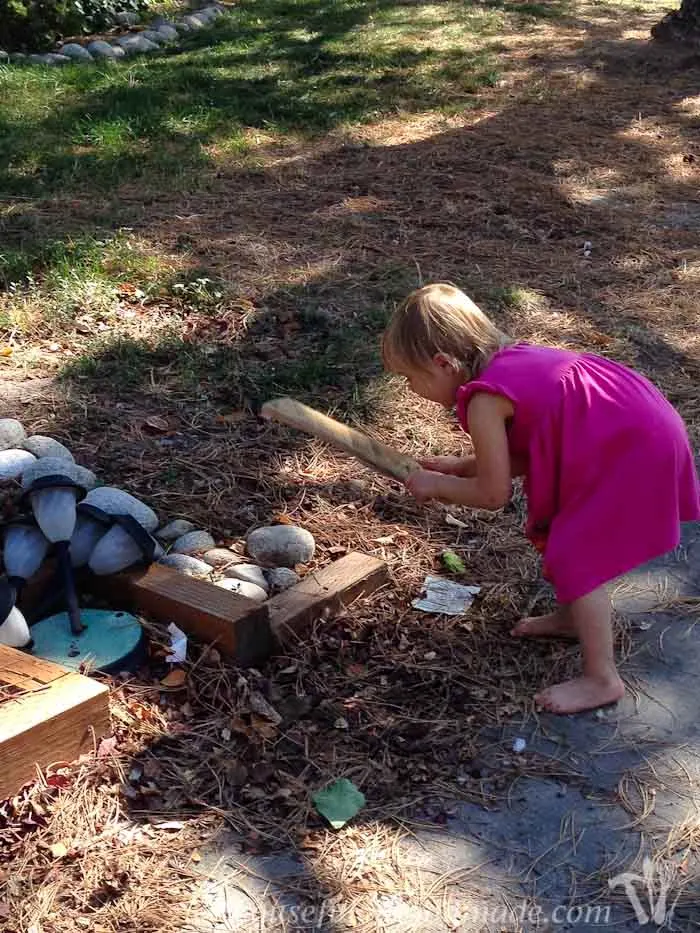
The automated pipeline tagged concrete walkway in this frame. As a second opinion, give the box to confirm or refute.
[192,524,700,932]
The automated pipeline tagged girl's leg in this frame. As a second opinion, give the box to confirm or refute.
[534,586,624,714]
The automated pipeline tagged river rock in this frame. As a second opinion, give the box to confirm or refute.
[180,14,207,29]
[225,563,269,593]
[0,419,26,451]
[170,530,216,555]
[265,567,300,593]
[87,40,120,59]
[156,24,180,40]
[22,435,74,461]
[116,34,159,54]
[246,525,315,567]
[139,29,167,44]
[160,553,213,577]
[58,43,93,61]
[201,547,242,568]
[22,457,96,493]
[83,486,158,530]
[0,449,36,481]
[215,578,268,602]
[0,51,9,64]
[156,519,196,541]
[115,10,140,24]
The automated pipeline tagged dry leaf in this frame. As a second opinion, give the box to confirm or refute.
[374,535,395,545]
[217,410,246,424]
[191,850,202,863]
[144,415,169,433]
[249,691,282,724]
[0,347,12,358]
[250,714,278,739]
[49,842,68,859]
[154,821,184,831]
[274,513,294,525]
[160,668,187,689]
[97,736,118,758]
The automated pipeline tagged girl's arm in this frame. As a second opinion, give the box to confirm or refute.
[419,455,477,477]
[406,393,514,509]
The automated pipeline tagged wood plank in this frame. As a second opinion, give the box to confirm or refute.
[91,563,273,666]
[268,551,388,643]
[0,644,68,685]
[0,659,110,800]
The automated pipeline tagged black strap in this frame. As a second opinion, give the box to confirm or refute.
[0,579,17,621]
[111,513,159,563]
[22,475,87,504]
[76,502,114,527]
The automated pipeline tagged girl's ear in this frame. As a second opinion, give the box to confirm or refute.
[433,352,457,370]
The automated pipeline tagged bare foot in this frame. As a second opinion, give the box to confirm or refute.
[534,675,625,714]
[511,609,576,639]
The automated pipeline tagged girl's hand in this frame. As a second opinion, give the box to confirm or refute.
[419,455,475,477]
[405,469,444,503]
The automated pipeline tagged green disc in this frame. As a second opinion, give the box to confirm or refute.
[30,609,145,673]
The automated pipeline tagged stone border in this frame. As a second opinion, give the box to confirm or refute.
[0,5,227,66]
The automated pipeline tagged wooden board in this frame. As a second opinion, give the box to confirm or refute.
[0,646,110,801]
[267,551,388,642]
[92,563,273,667]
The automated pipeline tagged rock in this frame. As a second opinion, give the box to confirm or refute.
[0,51,8,63]
[110,44,126,58]
[82,486,158,531]
[214,578,268,602]
[22,435,74,461]
[22,457,96,493]
[139,29,167,44]
[156,519,197,541]
[265,567,300,593]
[170,530,216,555]
[194,7,218,21]
[115,11,140,25]
[155,24,180,40]
[58,43,93,61]
[160,553,213,577]
[10,53,27,62]
[246,525,315,567]
[225,563,269,593]
[201,547,242,568]
[29,53,70,65]
[0,449,36,481]
[0,419,26,451]
[180,14,207,29]
[116,34,159,54]
[87,40,120,59]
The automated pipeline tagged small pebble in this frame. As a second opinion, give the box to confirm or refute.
[0,449,36,481]
[201,547,243,568]
[214,578,268,602]
[264,567,300,593]
[0,419,26,451]
[87,40,120,59]
[225,563,269,593]
[512,737,527,753]
[156,519,196,541]
[170,530,216,555]
[22,435,74,461]
[155,24,179,40]
[58,43,93,62]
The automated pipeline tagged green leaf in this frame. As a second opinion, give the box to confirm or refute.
[441,549,466,574]
[312,778,365,829]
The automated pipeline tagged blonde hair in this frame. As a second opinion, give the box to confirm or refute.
[382,283,511,379]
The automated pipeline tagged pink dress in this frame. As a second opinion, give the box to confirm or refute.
[456,344,700,603]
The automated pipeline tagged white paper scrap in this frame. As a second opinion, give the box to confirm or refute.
[412,576,481,616]
[166,622,188,663]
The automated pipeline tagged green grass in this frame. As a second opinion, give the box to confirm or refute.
[0,0,569,199]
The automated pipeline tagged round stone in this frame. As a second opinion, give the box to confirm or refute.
[0,51,9,63]
[139,29,167,44]
[87,40,120,59]
[83,486,158,531]
[156,519,196,541]
[0,419,26,451]
[214,578,267,602]
[159,553,213,577]
[10,53,27,62]
[22,457,96,493]
[116,34,159,54]
[115,11,140,25]
[180,14,207,29]
[225,563,269,593]
[170,530,216,555]
[58,43,93,62]
[246,525,315,568]
[264,566,300,593]
[22,435,74,461]
[110,45,126,58]
[0,449,36,481]
[156,24,179,40]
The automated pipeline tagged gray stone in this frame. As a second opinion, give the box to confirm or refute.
[110,44,126,58]
[87,40,120,59]
[0,51,9,64]
[115,11,140,25]
[22,457,96,492]
[246,525,315,568]
[82,486,158,531]
[58,43,93,62]
[215,578,268,602]
[225,563,269,593]
[171,529,216,555]
[10,53,27,62]
[194,7,218,21]
[30,53,71,65]
[201,547,243,569]
[264,566,300,593]
[139,29,167,44]
[22,435,74,461]
[0,419,26,451]
[0,449,36,481]
[156,519,196,541]
[160,553,213,577]
[155,24,180,41]
[180,14,207,29]
[116,34,159,55]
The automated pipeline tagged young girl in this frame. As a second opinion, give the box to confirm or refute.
[382,283,700,714]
